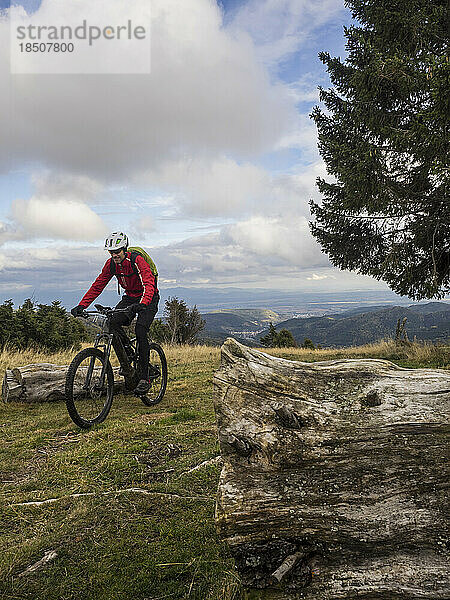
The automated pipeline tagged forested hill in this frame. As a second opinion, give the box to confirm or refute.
[261,303,450,348]
[200,303,450,347]
[200,309,280,345]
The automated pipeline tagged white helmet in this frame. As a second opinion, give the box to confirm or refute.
[104,231,129,251]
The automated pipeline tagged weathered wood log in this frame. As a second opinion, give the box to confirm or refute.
[2,369,23,402]
[2,363,125,403]
[214,338,450,599]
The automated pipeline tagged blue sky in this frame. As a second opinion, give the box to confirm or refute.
[0,0,399,307]
[0,0,41,11]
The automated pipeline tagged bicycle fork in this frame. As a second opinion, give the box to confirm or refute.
[82,333,113,391]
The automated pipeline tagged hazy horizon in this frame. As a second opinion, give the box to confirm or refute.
[3,284,448,316]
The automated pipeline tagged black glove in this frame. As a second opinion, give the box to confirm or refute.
[71,305,85,317]
[124,304,138,319]
[125,303,146,318]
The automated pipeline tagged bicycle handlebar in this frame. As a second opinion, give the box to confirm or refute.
[78,305,131,318]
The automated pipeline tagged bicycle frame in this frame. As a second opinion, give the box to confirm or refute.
[86,332,113,391]
[82,308,131,392]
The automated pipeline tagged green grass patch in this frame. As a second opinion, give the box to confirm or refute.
[0,351,240,600]
[158,407,201,425]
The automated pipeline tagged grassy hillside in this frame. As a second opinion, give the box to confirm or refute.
[212,309,280,322]
[0,341,448,600]
[200,309,281,345]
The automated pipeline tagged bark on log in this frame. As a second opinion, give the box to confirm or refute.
[214,338,450,599]
[2,363,125,403]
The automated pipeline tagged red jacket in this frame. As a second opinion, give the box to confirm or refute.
[79,252,158,308]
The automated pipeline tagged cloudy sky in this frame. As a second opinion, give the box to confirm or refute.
[0,0,394,307]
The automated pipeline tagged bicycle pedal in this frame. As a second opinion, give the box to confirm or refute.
[139,394,159,406]
[134,379,150,395]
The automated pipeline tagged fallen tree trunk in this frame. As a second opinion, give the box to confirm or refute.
[2,363,125,403]
[214,338,450,599]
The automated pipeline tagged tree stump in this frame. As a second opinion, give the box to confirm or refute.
[213,338,450,599]
[2,363,125,403]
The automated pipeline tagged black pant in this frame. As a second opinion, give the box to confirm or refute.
[110,293,159,380]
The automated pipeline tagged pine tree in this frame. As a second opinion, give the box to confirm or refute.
[0,299,88,351]
[260,324,297,348]
[310,0,449,300]
[14,299,37,348]
[260,323,278,347]
[164,297,205,345]
[149,318,169,344]
[276,329,298,348]
[302,338,315,350]
[0,299,14,348]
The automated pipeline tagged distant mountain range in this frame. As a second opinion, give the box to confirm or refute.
[200,302,450,347]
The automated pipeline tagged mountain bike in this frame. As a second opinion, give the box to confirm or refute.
[65,304,167,429]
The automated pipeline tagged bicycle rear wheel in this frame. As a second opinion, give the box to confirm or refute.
[65,348,114,428]
[140,342,168,406]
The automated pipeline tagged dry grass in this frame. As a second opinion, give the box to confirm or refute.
[0,346,77,375]
[1,338,448,383]
[0,343,219,367]
[263,338,449,368]
[164,343,220,365]
[162,338,449,369]
[161,337,449,370]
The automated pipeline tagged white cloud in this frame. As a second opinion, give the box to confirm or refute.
[228,0,346,66]
[145,213,330,288]
[0,220,20,246]
[1,171,108,245]
[286,72,330,104]
[139,157,327,218]
[141,157,271,217]
[131,214,156,235]
[31,172,104,204]
[223,215,328,267]
[274,112,318,156]
[307,272,331,280]
[0,0,296,179]
[10,196,108,241]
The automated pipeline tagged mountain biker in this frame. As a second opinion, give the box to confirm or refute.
[71,232,159,396]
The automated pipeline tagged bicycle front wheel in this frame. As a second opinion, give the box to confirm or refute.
[65,348,114,428]
[141,342,168,406]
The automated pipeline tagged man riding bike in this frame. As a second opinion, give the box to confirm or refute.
[71,232,159,396]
